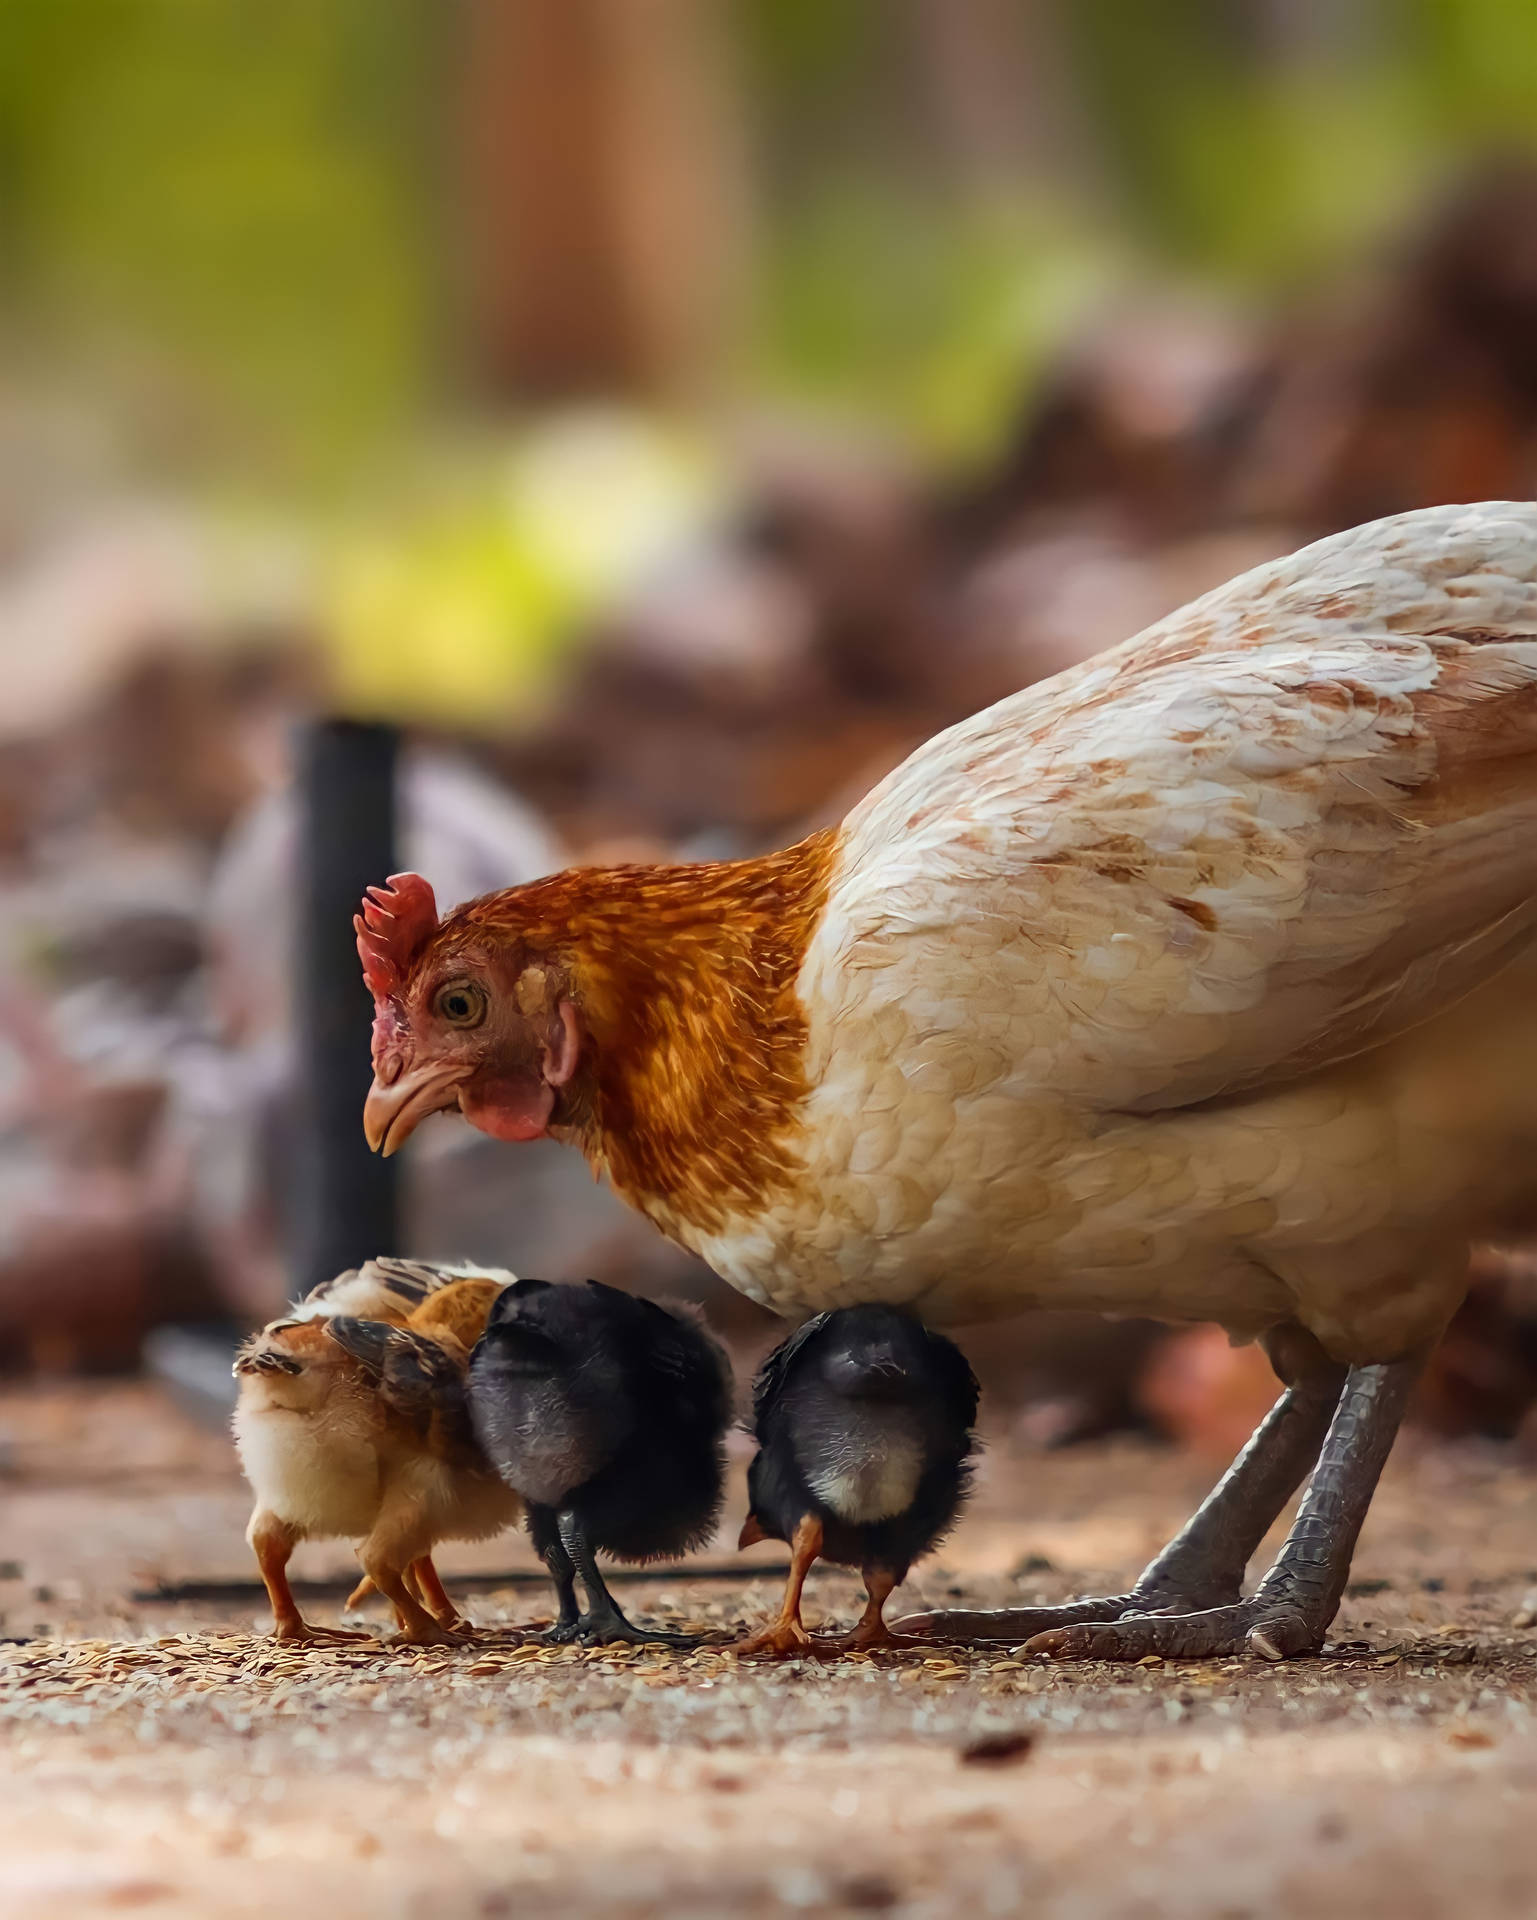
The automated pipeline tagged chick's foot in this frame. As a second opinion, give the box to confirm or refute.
[538,1619,583,1645]
[733,1618,814,1660]
[821,1619,929,1656]
[383,1621,474,1649]
[572,1606,704,1648]
[272,1620,375,1646]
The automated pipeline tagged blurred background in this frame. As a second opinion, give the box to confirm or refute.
[4,0,1537,1457]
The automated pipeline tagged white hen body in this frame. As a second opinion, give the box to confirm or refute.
[687,504,1537,1362]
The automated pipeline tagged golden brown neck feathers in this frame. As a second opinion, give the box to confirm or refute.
[443,830,840,1235]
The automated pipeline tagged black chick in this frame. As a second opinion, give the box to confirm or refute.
[467,1278,733,1646]
[736,1305,979,1657]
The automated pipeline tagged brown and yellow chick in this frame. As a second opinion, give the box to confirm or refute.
[233,1261,521,1645]
[292,1257,502,1620]
[337,1273,514,1623]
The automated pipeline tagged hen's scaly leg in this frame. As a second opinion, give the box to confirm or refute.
[1028,1352,1425,1661]
[735,1515,823,1659]
[249,1510,369,1645]
[556,1511,706,1648]
[895,1338,1346,1643]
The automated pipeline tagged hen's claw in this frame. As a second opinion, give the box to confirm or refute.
[1025,1599,1325,1663]
[891,1593,1168,1644]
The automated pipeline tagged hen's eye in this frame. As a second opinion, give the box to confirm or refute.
[434,981,487,1029]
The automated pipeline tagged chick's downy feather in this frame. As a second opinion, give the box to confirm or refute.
[467,1279,732,1561]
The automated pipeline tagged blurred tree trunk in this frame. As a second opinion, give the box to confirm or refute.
[908,0,1102,200]
[460,0,747,403]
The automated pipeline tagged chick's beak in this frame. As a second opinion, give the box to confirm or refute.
[363,1061,468,1156]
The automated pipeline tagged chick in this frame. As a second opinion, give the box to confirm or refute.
[468,1279,732,1645]
[233,1263,521,1644]
[735,1305,979,1657]
[289,1257,513,1620]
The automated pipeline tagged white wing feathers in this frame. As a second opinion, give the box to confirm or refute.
[808,502,1537,1113]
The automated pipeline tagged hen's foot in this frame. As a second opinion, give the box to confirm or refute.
[890,1587,1231,1645]
[733,1618,813,1660]
[1026,1598,1321,1663]
[538,1619,582,1645]
[898,1358,1349,1648]
[271,1620,374,1646]
[1028,1357,1426,1663]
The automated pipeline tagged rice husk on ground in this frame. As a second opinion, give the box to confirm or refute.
[3,1380,1537,1918]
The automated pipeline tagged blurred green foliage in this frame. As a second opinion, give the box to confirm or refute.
[0,0,435,478]
[322,415,722,722]
[741,0,1537,458]
[1063,0,1537,276]
[4,1,1537,475]
[5,0,1537,720]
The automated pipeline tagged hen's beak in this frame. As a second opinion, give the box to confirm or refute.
[363,1062,467,1156]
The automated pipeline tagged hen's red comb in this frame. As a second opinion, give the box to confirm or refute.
[354,872,439,998]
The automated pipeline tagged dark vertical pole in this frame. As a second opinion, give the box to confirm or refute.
[293,719,400,1295]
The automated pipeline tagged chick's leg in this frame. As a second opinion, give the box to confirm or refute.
[895,1331,1347,1644]
[411,1556,466,1630]
[735,1515,823,1659]
[346,1562,441,1617]
[824,1566,919,1654]
[347,1561,435,1614]
[365,1560,465,1646]
[1028,1351,1425,1662]
[532,1511,583,1643]
[824,1565,954,1654]
[248,1510,368,1645]
[358,1518,468,1647]
[556,1511,706,1648]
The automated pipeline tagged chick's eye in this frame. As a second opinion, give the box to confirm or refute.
[434,981,487,1029]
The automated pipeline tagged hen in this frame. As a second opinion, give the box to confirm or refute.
[359,502,1537,1661]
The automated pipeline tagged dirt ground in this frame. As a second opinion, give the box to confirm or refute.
[3,1381,1537,1919]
